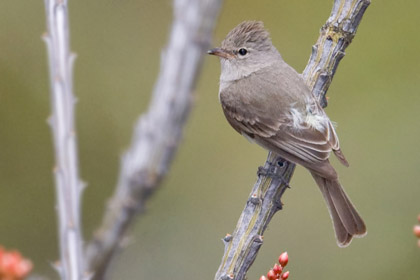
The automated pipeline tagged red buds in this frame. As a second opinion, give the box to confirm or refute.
[281,271,289,280]
[267,269,277,280]
[0,247,32,280]
[278,252,288,267]
[414,215,420,247]
[414,225,420,238]
[259,251,290,280]
[273,263,282,275]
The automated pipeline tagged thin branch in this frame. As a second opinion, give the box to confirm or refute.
[84,0,223,279]
[214,1,370,279]
[43,1,86,280]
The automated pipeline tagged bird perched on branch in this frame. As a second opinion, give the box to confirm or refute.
[208,21,366,247]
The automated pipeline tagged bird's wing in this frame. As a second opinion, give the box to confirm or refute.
[269,118,338,163]
[221,99,281,138]
[221,83,343,165]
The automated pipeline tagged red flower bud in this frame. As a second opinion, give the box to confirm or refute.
[414,225,420,238]
[273,263,283,275]
[281,271,290,280]
[278,252,288,267]
[259,276,268,280]
[0,247,32,279]
[267,269,277,280]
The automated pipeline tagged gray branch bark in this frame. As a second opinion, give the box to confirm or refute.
[84,0,223,279]
[214,1,370,279]
[43,1,86,280]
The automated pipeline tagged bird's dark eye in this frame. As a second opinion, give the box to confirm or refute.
[238,48,247,56]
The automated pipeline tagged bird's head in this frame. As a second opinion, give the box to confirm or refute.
[208,21,280,81]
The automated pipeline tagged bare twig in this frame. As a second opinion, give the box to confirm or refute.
[43,1,86,279]
[214,1,370,279]
[85,0,223,278]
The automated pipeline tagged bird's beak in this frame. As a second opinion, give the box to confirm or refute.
[207,48,233,59]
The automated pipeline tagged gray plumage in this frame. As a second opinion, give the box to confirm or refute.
[209,21,366,247]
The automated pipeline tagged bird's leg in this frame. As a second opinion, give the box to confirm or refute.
[257,164,276,177]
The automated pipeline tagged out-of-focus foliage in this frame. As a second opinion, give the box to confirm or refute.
[1,1,420,279]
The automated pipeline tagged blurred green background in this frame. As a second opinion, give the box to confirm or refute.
[1,0,420,279]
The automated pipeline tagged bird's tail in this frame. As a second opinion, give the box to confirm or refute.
[311,172,367,247]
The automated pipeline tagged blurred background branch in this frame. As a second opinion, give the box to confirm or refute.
[214,1,370,279]
[84,0,223,279]
[43,0,86,279]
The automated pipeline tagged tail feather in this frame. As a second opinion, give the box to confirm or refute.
[311,172,366,247]
[335,182,367,236]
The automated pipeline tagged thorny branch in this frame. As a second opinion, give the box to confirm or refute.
[43,0,86,279]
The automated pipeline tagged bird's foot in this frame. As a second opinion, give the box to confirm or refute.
[257,163,291,189]
[257,165,277,177]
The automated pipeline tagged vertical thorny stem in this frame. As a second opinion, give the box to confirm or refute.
[43,1,86,279]
[214,1,370,279]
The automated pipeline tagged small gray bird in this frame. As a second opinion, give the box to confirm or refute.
[208,21,366,247]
